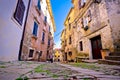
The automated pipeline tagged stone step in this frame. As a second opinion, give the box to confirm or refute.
[105,56,120,61]
[98,59,120,65]
[109,52,120,56]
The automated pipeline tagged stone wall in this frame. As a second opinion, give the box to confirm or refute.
[105,0,120,51]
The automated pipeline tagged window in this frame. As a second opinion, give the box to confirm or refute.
[69,24,71,30]
[14,0,25,25]
[69,36,72,44]
[68,52,72,57]
[79,41,83,51]
[37,0,41,10]
[42,32,45,42]
[78,0,81,9]
[33,22,38,36]
[81,0,86,7]
[49,26,51,32]
[83,17,89,30]
[48,39,50,46]
[88,10,92,22]
[44,16,47,23]
[29,49,34,57]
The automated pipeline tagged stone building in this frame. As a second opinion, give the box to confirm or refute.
[0,0,30,61]
[20,0,56,61]
[53,48,63,62]
[62,0,120,61]
[62,7,78,62]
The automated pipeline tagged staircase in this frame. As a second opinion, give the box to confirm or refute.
[98,52,120,65]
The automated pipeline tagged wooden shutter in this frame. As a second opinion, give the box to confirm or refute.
[44,16,47,23]
[37,0,41,10]
[42,32,45,42]
[33,22,38,36]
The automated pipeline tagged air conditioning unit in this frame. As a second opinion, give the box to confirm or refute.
[94,0,101,3]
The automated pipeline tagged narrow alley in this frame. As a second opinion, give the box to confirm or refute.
[0,0,120,80]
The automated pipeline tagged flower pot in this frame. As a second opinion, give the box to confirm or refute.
[101,49,110,59]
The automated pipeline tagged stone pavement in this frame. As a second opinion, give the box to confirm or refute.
[57,63,120,80]
[0,61,120,80]
[0,61,41,80]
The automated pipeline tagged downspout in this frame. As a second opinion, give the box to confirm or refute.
[18,0,31,61]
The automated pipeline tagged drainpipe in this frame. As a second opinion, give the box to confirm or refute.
[18,0,31,61]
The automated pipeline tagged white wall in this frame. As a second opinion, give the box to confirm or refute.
[41,0,54,37]
[0,0,29,61]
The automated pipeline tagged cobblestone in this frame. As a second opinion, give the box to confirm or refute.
[0,61,120,80]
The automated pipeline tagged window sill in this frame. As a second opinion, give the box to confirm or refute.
[31,34,38,40]
[44,21,47,26]
[35,6,41,16]
[41,41,45,44]
[11,16,22,29]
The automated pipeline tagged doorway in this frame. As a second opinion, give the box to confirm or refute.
[64,53,67,61]
[91,35,102,59]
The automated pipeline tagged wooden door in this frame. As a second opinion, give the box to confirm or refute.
[65,53,67,61]
[91,36,102,59]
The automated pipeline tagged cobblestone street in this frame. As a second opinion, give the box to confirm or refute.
[0,61,120,80]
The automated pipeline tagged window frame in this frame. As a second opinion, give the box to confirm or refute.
[48,39,50,46]
[44,16,47,23]
[29,49,34,57]
[37,0,41,10]
[79,41,83,51]
[14,0,25,25]
[69,36,72,44]
[32,21,38,37]
[42,32,45,42]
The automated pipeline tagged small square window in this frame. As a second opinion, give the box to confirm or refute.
[29,49,34,57]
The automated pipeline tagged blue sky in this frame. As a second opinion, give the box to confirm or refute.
[51,0,72,48]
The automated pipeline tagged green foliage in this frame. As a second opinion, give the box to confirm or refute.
[34,64,44,73]
[83,78,91,80]
[16,77,23,80]
[16,76,28,80]
[24,76,29,80]
[0,66,6,68]
[64,75,69,79]
[69,63,100,70]
[34,64,50,74]
[52,74,59,78]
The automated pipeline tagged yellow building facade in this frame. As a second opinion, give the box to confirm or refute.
[54,49,63,62]
[62,0,120,61]
[62,7,78,62]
